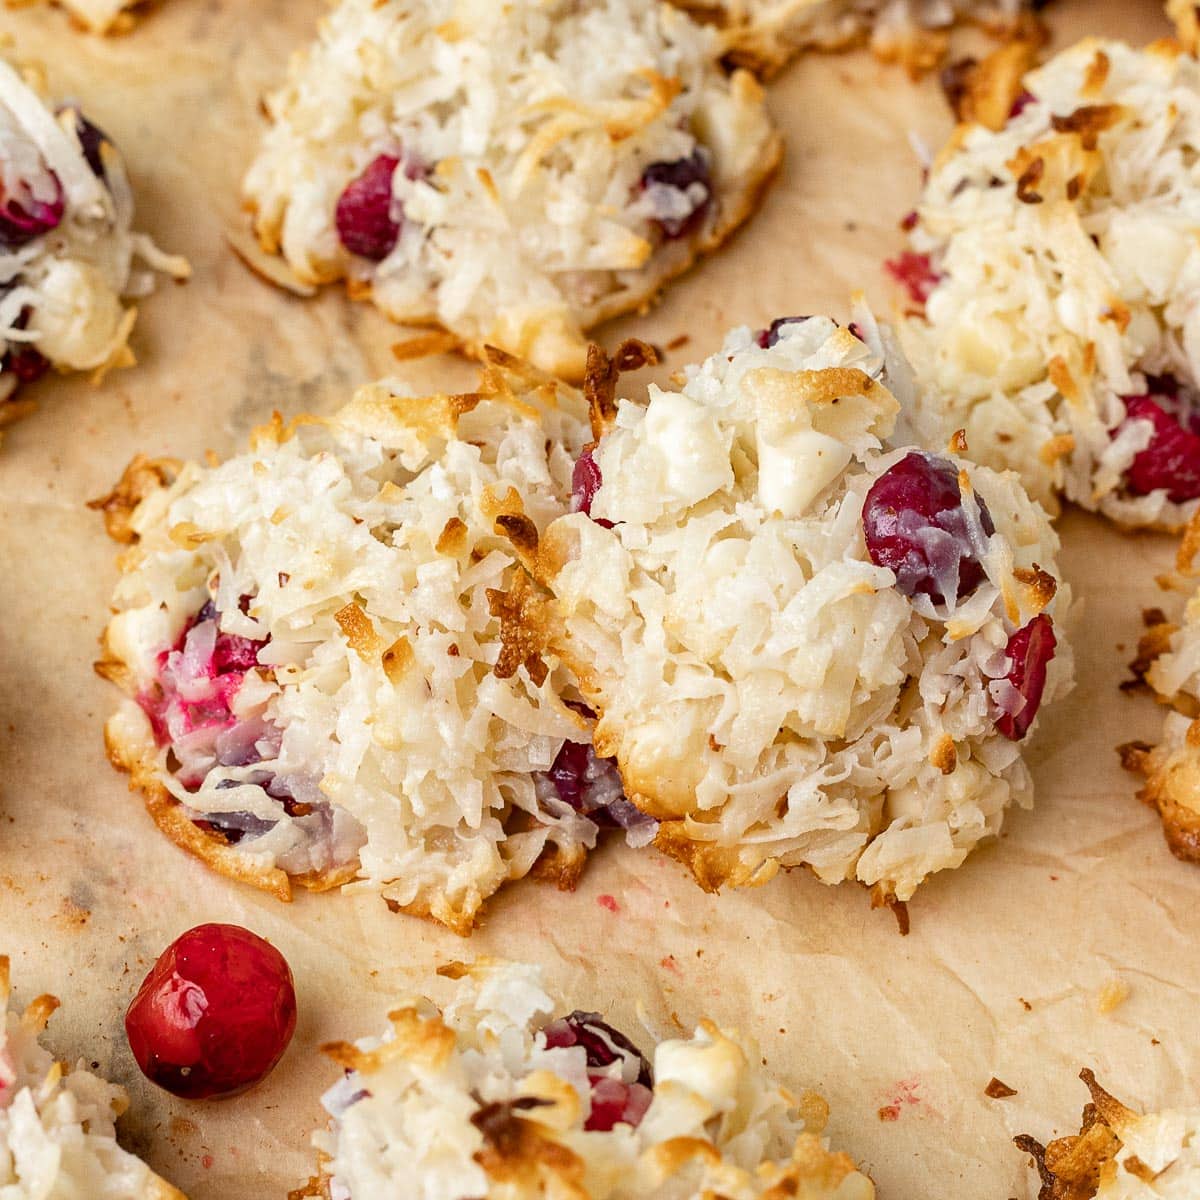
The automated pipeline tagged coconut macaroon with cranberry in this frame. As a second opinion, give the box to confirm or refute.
[0,956,187,1198]
[0,57,187,432]
[520,314,1072,909]
[294,959,875,1200]
[94,352,649,935]
[1015,1069,1200,1199]
[897,37,1200,531]
[670,0,1043,78]
[241,0,781,383]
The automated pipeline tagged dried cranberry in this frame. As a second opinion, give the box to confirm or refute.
[639,149,713,239]
[0,168,64,247]
[756,316,809,349]
[5,342,48,384]
[994,614,1057,741]
[571,446,614,528]
[863,451,995,606]
[335,154,402,260]
[1008,90,1036,120]
[1120,394,1200,503]
[885,251,941,307]
[542,1012,653,1088]
[125,924,297,1100]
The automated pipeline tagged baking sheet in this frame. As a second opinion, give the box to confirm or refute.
[0,1,1193,1196]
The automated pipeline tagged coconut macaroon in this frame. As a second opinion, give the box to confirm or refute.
[897,37,1200,531]
[0,57,187,432]
[519,315,1072,909]
[48,0,156,34]
[1119,521,1200,865]
[670,0,1042,78]
[293,959,874,1200]
[0,956,185,1199]
[1015,1069,1200,1199]
[93,352,650,935]
[240,0,781,383]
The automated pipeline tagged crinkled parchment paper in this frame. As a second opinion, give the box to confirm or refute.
[0,1,1193,1196]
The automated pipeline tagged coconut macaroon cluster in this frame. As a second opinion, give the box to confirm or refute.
[1120,522,1200,865]
[294,959,875,1200]
[1015,1070,1200,1199]
[0,57,187,432]
[0,956,185,1199]
[94,352,650,935]
[671,0,1042,77]
[521,314,1072,907]
[241,0,781,383]
[897,37,1200,531]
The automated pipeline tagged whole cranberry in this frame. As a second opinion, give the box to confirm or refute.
[4,342,48,384]
[639,149,713,239]
[884,251,941,307]
[994,613,1057,741]
[335,153,402,260]
[125,923,297,1100]
[1120,394,1200,503]
[863,451,995,605]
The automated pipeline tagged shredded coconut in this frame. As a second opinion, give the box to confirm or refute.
[899,38,1200,529]
[0,57,187,426]
[99,354,640,935]
[54,0,152,33]
[304,960,875,1200]
[0,957,185,1199]
[242,0,780,381]
[540,313,1073,903]
[669,0,1036,76]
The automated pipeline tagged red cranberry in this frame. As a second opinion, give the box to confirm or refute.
[335,154,402,260]
[5,342,48,384]
[756,316,809,349]
[125,924,297,1100]
[1008,90,1036,119]
[639,149,713,239]
[571,446,614,528]
[994,613,1057,741]
[543,1012,654,1132]
[1120,394,1200,503]
[885,251,941,307]
[0,169,64,247]
[863,451,995,606]
[542,1012,653,1087]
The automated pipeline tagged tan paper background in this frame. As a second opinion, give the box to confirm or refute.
[0,0,1192,1196]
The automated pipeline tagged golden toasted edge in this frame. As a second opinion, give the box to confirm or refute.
[1014,1069,1137,1200]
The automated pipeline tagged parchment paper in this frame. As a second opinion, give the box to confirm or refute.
[0,1,1192,1196]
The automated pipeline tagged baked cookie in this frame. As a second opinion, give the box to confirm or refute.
[241,0,782,382]
[0,56,187,432]
[527,313,1072,907]
[1119,519,1200,864]
[1016,1069,1200,1199]
[292,959,875,1200]
[898,37,1200,531]
[0,956,185,1198]
[671,0,1042,77]
[36,0,156,34]
[94,352,650,935]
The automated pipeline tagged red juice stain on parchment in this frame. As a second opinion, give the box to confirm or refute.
[597,894,619,913]
[878,1078,923,1122]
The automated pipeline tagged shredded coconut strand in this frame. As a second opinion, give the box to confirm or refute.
[900,38,1200,530]
[101,355,625,934]
[0,957,185,1199]
[242,0,780,381]
[308,960,875,1200]
[542,315,1073,902]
